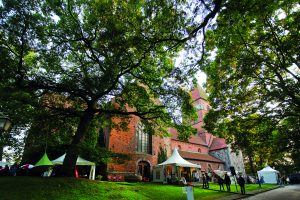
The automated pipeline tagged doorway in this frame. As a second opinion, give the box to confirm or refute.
[138,161,150,181]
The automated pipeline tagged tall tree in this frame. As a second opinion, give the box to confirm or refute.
[202,0,299,171]
[0,0,222,176]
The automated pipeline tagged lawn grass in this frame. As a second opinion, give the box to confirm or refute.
[207,182,277,193]
[0,177,277,200]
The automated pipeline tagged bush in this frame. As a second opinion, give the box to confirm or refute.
[96,175,102,181]
[124,175,142,182]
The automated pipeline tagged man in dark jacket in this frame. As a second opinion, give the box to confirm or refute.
[224,173,231,192]
[238,175,246,194]
[217,175,225,191]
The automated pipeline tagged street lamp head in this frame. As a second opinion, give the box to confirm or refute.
[0,117,12,131]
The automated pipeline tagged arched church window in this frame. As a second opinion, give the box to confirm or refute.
[136,122,152,154]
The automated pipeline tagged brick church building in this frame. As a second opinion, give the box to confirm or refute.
[105,85,245,180]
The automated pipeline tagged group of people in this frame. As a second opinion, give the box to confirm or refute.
[215,173,245,194]
[0,163,21,176]
[279,175,289,185]
[202,173,210,188]
[216,173,232,192]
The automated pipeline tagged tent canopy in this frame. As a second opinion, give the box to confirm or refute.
[158,148,201,168]
[51,153,96,180]
[51,153,95,166]
[35,152,53,167]
[0,161,12,167]
[257,165,279,184]
[214,170,228,179]
[258,165,279,173]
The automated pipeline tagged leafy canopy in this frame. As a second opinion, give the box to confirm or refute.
[0,0,222,175]
[202,0,300,172]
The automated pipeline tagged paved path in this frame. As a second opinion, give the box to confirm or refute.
[241,184,300,200]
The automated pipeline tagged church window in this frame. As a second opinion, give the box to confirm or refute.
[136,122,152,154]
[198,148,201,153]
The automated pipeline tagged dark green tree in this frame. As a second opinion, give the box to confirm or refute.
[202,0,299,172]
[0,0,222,176]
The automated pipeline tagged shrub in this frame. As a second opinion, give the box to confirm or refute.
[124,175,142,182]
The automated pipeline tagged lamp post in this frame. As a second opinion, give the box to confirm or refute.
[0,116,12,160]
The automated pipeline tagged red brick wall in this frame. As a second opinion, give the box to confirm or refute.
[107,115,171,175]
[171,140,208,154]
[192,98,210,132]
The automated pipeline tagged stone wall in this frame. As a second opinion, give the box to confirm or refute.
[228,145,246,175]
[209,148,231,171]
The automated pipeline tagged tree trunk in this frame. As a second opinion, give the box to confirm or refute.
[0,145,3,161]
[61,110,94,177]
[247,153,256,175]
[0,129,3,160]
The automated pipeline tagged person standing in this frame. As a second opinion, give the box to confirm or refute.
[260,176,264,184]
[238,175,246,194]
[217,175,225,191]
[205,173,209,188]
[224,173,231,192]
[256,176,261,188]
[202,173,207,188]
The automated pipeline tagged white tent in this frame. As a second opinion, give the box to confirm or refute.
[214,170,227,179]
[51,154,96,180]
[0,161,12,167]
[158,148,201,168]
[154,148,201,183]
[257,165,279,184]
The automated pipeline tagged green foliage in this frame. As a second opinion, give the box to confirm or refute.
[202,0,300,173]
[157,146,167,164]
[96,175,102,181]
[0,177,276,200]
[0,0,222,174]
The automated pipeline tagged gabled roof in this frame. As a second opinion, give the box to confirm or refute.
[158,148,201,168]
[191,84,208,101]
[178,150,224,163]
[199,132,213,146]
[189,133,207,146]
[170,128,207,146]
[209,137,227,151]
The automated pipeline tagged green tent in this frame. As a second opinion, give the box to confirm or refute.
[35,152,53,166]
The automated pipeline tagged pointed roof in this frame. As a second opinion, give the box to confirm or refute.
[170,128,207,146]
[191,84,208,101]
[158,148,201,168]
[51,153,95,166]
[35,152,53,166]
[209,137,227,151]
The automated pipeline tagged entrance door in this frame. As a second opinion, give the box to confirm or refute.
[138,161,150,181]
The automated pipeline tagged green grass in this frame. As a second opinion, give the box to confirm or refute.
[207,182,277,193]
[0,177,277,200]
